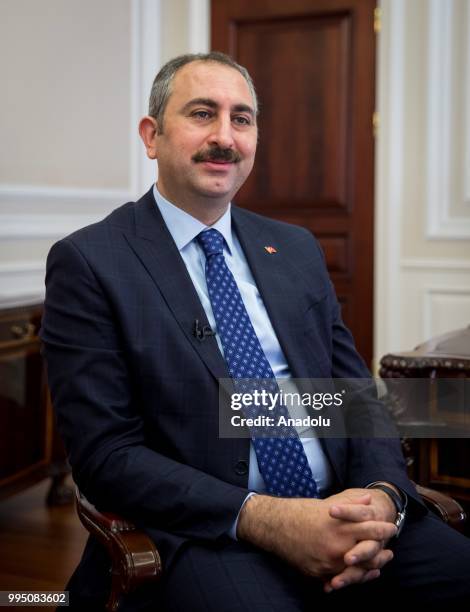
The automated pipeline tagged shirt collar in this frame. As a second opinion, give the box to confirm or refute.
[152,184,234,254]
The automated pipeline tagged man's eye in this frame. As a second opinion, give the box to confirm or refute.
[233,116,251,126]
[192,110,211,120]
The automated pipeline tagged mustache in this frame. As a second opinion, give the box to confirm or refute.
[192,146,241,164]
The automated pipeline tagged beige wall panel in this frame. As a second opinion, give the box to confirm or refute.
[0,0,131,189]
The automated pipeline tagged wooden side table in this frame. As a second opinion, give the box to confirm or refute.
[0,300,71,504]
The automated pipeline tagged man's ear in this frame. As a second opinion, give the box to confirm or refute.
[139,116,159,159]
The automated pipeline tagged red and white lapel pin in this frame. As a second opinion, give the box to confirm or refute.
[264,246,277,254]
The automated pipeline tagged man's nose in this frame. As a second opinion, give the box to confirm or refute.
[208,116,234,148]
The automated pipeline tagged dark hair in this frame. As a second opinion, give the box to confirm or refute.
[148,52,258,133]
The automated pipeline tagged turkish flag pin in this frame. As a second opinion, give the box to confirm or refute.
[264,246,277,254]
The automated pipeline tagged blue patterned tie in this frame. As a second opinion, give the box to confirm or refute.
[198,229,318,498]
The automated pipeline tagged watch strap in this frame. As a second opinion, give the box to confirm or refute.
[365,482,408,537]
[366,482,405,514]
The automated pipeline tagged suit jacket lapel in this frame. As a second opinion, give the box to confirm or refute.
[122,193,326,384]
[232,207,321,379]
[123,190,230,383]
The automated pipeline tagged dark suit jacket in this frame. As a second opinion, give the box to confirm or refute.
[40,188,426,591]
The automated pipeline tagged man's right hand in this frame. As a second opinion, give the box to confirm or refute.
[237,489,397,582]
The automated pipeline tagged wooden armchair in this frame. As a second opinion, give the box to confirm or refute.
[75,488,162,612]
[76,483,466,612]
[412,483,466,529]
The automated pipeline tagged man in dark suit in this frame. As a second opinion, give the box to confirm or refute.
[41,52,470,610]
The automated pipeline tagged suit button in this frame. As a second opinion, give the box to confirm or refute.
[234,460,248,475]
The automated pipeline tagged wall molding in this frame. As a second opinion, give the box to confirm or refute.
[130,0,162,192]
[464,0,470,205]
[401,258,470,271]
[374,0,406,358]
[0,185,134,239]
[188,0,210,53]
[426,0,470,239]
[423,286,470,339]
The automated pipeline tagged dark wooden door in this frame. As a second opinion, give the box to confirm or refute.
[212,0,376,366]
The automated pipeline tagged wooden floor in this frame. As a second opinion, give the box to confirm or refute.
[0,476,88,609]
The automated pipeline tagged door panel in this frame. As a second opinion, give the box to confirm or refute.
[212,0,376,365]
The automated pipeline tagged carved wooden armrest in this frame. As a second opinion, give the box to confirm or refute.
[414,483,467,532]
[75,488,162,612]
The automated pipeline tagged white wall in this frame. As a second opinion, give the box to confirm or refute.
[2,0,467,357]
[375,0,470,363]
[0,0,208,306]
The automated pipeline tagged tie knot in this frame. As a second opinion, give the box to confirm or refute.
[197,229,225,257]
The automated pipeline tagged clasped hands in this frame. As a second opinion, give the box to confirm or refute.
[321,488,398,593]
[238,487,398,594]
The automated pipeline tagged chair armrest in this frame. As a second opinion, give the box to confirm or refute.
[415,483,467,532]
[75,488,162,612]
[76,490,138,532]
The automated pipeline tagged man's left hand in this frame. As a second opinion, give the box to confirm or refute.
[322,487,398,593]
[329,487,397,523]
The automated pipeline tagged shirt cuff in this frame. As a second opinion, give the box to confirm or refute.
[227,492,257,540]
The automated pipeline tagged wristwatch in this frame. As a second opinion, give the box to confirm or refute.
[365,481,408,537]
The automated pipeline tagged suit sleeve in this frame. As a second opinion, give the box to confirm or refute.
[310,237,428,519]
[40,237,249,539]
